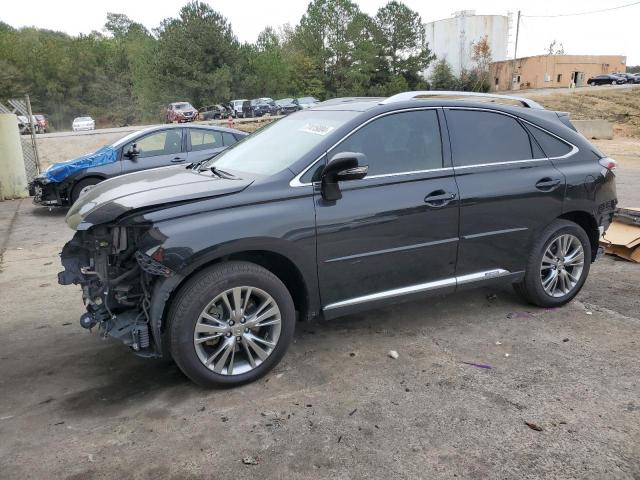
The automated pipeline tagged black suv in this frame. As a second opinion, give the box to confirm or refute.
[59,91,617,387]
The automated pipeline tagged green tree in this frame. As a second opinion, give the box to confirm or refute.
[374,1,434,87]
[155,1,238,107]
[430,59,458,90]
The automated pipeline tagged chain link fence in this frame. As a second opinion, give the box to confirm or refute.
[0,96,41,182]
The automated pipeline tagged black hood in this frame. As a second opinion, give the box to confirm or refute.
[66,166,253,230]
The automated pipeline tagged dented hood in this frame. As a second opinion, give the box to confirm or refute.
[66,166,252,230]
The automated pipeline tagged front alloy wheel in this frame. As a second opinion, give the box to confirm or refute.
[540,234,585,298]
[168,261,295,387]
[194,287,282,375]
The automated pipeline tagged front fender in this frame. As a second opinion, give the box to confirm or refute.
[141,196,318,356]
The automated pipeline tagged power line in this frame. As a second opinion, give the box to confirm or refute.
[522,1,640,18]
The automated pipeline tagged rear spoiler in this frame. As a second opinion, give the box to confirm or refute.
[555,111,577,132]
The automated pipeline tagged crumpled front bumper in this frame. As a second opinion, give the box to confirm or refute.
[29,179,65,206]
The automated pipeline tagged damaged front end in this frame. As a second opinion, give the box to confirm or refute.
[59,225,173,357]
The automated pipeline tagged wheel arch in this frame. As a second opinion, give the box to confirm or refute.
[558,210,599,261]
[150,246,316,356]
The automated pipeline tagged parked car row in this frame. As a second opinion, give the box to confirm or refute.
[587,73,640,86]
[17,114,49,134]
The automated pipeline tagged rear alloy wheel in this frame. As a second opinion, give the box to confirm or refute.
[611,80,617,85]
[168,261,295,387]
[540,234,585,298]
[514,220,591,307]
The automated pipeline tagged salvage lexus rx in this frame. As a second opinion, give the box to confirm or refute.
[59,91,617,387]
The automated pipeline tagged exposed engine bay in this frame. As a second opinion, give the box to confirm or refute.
[59,226,172,357]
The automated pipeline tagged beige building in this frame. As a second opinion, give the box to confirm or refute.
[490,54,627,91]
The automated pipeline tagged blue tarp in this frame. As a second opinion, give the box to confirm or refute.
[44,145,118,183]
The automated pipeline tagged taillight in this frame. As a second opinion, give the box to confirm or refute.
[599,157,617,171]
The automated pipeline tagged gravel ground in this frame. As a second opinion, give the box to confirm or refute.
[0,139,638,479]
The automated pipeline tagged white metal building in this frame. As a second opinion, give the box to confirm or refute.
[424,11,509,78]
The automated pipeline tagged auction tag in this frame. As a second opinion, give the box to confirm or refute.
[299,124,335,136]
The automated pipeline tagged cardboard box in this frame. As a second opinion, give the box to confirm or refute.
[600,208,640,263]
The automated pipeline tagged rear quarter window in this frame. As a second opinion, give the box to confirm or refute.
[525,124,573,158]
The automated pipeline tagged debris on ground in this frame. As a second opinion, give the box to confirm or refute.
[507,311,535,319]
[505,353,510,358]
[462,361,492,369]
[348,408,357,416]
[495,341,502,345]
[600,207,640,262]
[486,293,498,301]
[242,456,259,465]
[586,311,593,315]
[563,338,570,342]
[387,350,399,359]
[525,421,543,432]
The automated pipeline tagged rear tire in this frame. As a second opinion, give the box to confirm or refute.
[513,219,591,308]
[70,177,102,204]
[167,261,295,388]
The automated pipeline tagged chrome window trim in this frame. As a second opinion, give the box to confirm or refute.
[289,106,444,188]
[323,268,511,311]
[290,105,579,187]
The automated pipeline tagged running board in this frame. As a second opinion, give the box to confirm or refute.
[323,269,510,311]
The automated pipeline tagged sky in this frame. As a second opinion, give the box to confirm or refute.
[1,0,638,65]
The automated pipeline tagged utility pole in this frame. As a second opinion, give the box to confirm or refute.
[510,10,521,91]
[514,10,521,59]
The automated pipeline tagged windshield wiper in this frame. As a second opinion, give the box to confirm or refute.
[210,166,238,179]
[187,159,208,171]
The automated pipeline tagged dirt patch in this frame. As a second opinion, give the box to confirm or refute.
[529,88,640,137]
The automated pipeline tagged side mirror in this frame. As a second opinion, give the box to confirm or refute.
[125,143,140,159]
[321,152,368,201]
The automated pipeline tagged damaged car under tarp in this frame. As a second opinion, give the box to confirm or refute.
[29,124,247,206]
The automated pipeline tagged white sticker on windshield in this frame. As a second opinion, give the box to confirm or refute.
[299,124,335,136]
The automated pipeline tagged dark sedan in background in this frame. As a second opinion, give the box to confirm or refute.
[29,124,247,207]
[587,74,627,86]
[241,99,276,117]
[275,98,301,115]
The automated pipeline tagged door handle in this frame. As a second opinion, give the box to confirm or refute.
[171,157,186,163]
[424,190,457,208]
[535,177,561,191]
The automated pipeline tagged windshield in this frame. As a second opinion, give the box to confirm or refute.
[174,103,192,110]
[75,117,92,122]
[277,98,293,105]
[209,110,358,176]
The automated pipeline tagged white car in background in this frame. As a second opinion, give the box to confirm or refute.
[72,116,95,131]
[229,99,247,118]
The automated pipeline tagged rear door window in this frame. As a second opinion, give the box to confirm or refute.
[222,132,238,146]
[446,110,534,166]
[189,129,222,152]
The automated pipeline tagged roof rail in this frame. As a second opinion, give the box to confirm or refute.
[380,91,544,109]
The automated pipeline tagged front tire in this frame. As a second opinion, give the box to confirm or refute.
[70,177,102,204]
[514,220,591,308]
[167,261,295,387]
